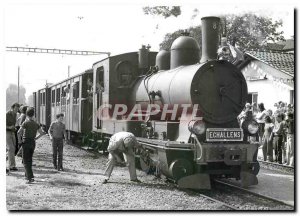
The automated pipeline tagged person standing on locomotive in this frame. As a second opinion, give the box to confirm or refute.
[103,132,141,184]
[238,103,252,126]
[17,107,46,183]
[48,113,67,171]
[6,102,20,173]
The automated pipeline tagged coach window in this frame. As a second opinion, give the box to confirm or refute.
[42,92,46,105]
[39,92,42,105]
[72,81,79,104]
[62,86,66,105]
[51,89,55,104]
[66,84,70,104]
[56,88,61,105]
[96,67,104,92]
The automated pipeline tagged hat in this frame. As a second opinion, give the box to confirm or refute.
[124,136,134,148]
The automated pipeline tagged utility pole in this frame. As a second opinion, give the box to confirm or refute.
[18,66,20,103]
[68,65,70,78]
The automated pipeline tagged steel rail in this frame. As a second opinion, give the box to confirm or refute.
[198,193,240,210]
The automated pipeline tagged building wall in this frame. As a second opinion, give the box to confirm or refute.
[247,79,292,112]
[241,60,294,112]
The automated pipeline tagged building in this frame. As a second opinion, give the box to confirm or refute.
[240,50,294,112]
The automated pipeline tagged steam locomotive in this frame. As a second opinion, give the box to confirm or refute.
[33,16,260,189]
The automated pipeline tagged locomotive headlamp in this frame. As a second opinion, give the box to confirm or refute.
[188,120,206,135]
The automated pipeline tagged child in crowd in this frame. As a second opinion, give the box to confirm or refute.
[17,107,46,184]
[48,113,67,171]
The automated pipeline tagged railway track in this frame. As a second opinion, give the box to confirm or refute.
[71,141,294,210]
[197,193,239,210]
[208,179,294,210]
[258,159,294,173]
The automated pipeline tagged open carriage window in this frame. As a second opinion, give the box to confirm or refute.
[72,81,79,104]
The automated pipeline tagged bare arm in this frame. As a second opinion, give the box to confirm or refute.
[35,127,46,141]
[17,127,24,144]
[63,127,67,141]
[48,122,54,140]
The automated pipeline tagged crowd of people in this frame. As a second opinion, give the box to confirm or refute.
[6,100,294,185]
[6,102,141,184]
[6,103,70,184]
[238,101,294,166]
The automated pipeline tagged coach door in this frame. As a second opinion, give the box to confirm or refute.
[71,77,80,132]
[61,82,70,131]
[51,87,56,122]
[94,66,105,130]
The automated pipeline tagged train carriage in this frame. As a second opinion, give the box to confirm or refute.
[34,69,93,137]
[33,87,51,130]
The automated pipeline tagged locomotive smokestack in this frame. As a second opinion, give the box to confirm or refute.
[200,16,220,63]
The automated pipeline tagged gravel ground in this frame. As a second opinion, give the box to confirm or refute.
[6,135,228,211]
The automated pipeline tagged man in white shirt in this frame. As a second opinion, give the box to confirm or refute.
[103,132,141,184]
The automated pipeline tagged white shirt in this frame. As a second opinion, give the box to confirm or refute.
[256,110,267,124]
[107,132,137,152]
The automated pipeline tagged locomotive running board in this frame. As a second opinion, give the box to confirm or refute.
[178,174,211,190]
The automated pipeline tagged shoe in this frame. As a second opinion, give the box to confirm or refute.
[9,167,18,171]
[58,167,64,171]
[102,179,108,184]
[54,165,57,169]
[130,179,141,183]
[26,178,34,184]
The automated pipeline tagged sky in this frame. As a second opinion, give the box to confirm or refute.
[2,1,295,100]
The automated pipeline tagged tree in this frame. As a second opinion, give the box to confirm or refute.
[158,13,285,51]
[143,6,181,18]
[27,95,34,107]
[159,27,202,51]
[223,13,285,50]
[6,84,26,111]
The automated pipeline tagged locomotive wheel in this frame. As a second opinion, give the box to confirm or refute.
[169,159,193,182]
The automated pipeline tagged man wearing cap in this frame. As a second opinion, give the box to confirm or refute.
[6,103,20,172]
[103,132,141,184]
